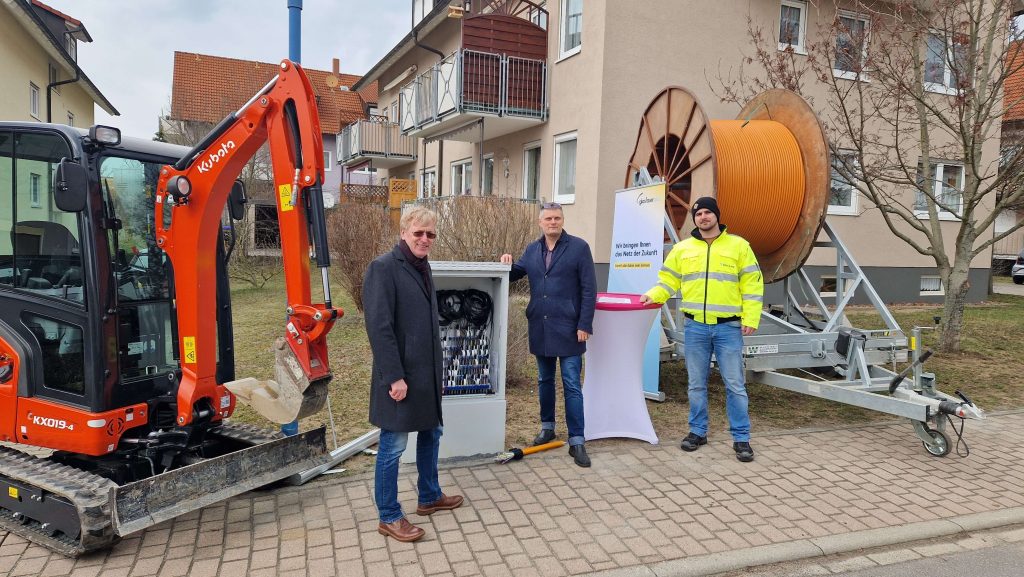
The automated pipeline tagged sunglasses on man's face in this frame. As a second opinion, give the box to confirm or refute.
[411,230,437,239]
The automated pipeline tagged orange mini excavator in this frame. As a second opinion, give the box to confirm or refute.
[0,59,338,555]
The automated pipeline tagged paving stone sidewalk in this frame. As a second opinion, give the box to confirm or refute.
[1,412,1022,577]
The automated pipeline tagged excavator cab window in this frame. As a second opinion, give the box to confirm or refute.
[0,132,84,303]
[98,156,177,384]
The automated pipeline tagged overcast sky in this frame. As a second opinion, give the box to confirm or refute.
[43,0,410,137]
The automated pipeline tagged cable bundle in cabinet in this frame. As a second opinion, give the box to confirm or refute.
[437,289,493,396]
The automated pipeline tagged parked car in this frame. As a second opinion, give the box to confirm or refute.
[1013,249,1024,284]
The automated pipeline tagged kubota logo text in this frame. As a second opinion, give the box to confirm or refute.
[31,415,74,430]
[197,140,236,173]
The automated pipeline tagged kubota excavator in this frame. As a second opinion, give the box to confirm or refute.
[0,59,339,555]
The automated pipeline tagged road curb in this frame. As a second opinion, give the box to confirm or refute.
[589,507,1024,577]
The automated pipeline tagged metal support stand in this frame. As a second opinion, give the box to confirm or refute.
[658,219,983,456]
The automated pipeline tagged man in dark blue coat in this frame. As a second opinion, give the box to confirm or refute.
[501,202,597,467]
[364,207,463,542]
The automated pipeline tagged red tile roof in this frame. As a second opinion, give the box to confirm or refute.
[1005,40,1024,122]
[170,52,378,133]
[31,0,82,27]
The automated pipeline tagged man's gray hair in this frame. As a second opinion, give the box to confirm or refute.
[400,206,438,231]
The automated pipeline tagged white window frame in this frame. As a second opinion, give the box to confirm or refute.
[558,0,582,61]
[49,63,60,94]
[66,111,75,127]
[420,168,437,198]
[29,83,39,119]
[552,131,577,204]
[66,36,76,61]
[833,10,870,81]
[482,153,494,196]
[323,150,332,171]
[915,161,964,221]
[923,30,965,95]
[817,275,853,298]
[450,158,473,195]
[523,141,542,200]
[778,0,809,55]
[29,173,42,208]
[828,150,859,216]
[920,276,944,295]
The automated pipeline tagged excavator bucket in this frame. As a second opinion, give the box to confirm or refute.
[112,426,327,536]
[225,337,330,423]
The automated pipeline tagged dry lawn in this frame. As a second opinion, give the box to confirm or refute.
[230,273,1024,475]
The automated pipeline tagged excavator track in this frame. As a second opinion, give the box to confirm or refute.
[0,445,118,556]
[208,421,286,446]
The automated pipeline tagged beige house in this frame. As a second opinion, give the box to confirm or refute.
[0,0,116,126]
[349,0,1003,303]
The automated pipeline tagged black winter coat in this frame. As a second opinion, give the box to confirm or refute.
[363,245,443,432]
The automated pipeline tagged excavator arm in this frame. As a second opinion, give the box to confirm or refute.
[155,59,339,426]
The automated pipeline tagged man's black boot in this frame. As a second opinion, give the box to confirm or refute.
[533,429,556,446]
[569,444,591,468]
[734,441,755,462]
[679,432,708,452]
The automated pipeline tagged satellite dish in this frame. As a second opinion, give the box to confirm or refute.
[325,75,339,88]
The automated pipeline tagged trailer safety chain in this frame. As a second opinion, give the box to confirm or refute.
[946,414,970,457]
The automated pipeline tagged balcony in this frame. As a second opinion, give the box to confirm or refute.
[338,116,417,169]
[399,48,547,141]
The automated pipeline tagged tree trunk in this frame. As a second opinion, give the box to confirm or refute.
[938,267,971,353]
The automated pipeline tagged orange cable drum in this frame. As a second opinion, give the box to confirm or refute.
[710,119,805,256]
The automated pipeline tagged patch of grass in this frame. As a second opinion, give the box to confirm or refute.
[228,274,1024,474]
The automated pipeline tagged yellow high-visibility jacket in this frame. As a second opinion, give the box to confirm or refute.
[643,226,764,328]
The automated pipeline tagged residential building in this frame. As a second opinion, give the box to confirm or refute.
[0,0,116,125]
[351,0,1004,303]
[998,39,1024,264]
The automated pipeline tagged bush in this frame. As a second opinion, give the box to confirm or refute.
[327,203,396,312]
[415,196,537,263]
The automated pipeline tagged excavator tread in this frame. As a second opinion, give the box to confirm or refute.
[0,445,118,557]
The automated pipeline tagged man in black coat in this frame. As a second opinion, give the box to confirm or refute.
[501,202,597,467]
[363,206,463,543]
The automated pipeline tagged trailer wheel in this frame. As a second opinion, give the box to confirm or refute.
[922,428,951,457]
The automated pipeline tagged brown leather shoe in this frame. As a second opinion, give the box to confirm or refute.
[377,517,425,542]
[416,494,464,516]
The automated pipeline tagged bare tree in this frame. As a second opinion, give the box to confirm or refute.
[716,0,1024,352]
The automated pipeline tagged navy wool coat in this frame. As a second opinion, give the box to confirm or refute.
[363,245,443,432]
[510,231,597,357]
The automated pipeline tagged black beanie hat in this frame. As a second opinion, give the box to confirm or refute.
[691,197,721,223]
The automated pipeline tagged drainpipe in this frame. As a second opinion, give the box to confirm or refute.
[47,30,83,123]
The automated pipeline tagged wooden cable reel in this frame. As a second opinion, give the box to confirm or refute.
[624,87,830,283]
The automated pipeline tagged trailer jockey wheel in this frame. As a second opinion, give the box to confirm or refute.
[922,428,951,457]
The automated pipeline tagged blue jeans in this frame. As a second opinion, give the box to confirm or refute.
[374,426,443,524]
[683,319,750,442]
[536,355,585,447]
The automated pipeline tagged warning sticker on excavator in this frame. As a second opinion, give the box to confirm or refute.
[8,487,17,499]
[278,184,295,212]
[184,336,196,364]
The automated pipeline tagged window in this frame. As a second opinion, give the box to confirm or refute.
[66,112,74,127]
[451,159,473,195]
[924,32,967,94]
[390,101,399,123]
[323,150,332,172]
[48,63,59,94]
[29,83,39,119]
[818,276,852,297]
[834,11,870,79]
[523,143,541,200]
[421,169,437,198]
[828,151,859,215]
[915,161,964,220]
[920,276,944,295]
[559,0,582,59]
[29,174,41,208]
[778,0,808,54]
[553,132,577,203]
[65,36,76,61]
[530,1,548,28]
[482,154,494,196]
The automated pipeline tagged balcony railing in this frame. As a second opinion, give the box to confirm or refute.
[338,117,416,165]
[400,49,547,133]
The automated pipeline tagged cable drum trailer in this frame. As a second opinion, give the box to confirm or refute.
[625,87,983,457]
